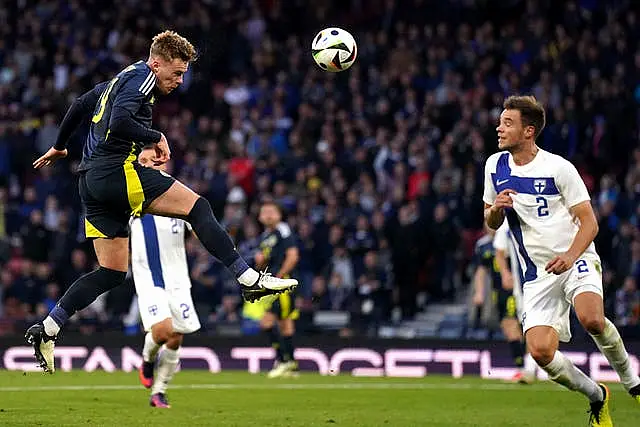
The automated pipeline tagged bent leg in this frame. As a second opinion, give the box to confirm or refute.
[501,317,525,368]
[575,292,640,392]
[44,237,129,336]
[151,332,183,397]
[146,182,257,284]
[527,326,603,402]
[261,311,284,363]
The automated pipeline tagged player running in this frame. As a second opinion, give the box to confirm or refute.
[25,30,297,374]
[483,95,640,426]
[132,149,199,408]
[254,201,301,378]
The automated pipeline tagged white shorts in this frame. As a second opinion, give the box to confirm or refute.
[521,256,603,342]
[136,285,201,334]
[512,281,524,321]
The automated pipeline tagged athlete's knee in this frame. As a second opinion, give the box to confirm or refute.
[527,341,555,366]
[151,318,174,343]
[261,313,276,330]
[501,318,522,340]
[186,196,213,222]
[279,319,295,336]
[90,267,127,293]
[525,329,557,366]
[579,314,605,335]
[165,333,183,350]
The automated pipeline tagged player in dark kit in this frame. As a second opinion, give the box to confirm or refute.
[254,202,301,378]
[26,31,297,374]
[472,227,528,378]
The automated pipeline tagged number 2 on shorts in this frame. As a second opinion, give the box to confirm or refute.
[576,259,589,273]
[180,303,190,319]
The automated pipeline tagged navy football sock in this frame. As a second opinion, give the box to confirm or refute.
[56,267,127,322]
[186,197,250,278]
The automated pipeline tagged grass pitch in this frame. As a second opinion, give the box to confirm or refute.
[0,370,637,426]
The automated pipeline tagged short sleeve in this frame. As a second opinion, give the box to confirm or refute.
[276,223,296,249]
[556,160,591,209]
[493,222,509,251]
[483,156,498,205]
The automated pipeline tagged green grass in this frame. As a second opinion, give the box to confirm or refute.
[0,370,637,426]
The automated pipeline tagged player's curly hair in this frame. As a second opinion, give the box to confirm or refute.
[503,95,546,139]
[149,30,197,62]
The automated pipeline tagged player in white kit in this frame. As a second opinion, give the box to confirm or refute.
[483,96,640,427]
[492,222,537,383]
[132,149,200,408]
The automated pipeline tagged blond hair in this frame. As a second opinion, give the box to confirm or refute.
[149,30,197,62]
[503,95,546,139]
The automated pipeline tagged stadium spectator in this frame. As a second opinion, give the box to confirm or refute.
[0,0,638,338]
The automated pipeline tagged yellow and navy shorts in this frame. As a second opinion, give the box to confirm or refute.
[79,162,174,239]
[268,281,299,320]
[493,288,518,320]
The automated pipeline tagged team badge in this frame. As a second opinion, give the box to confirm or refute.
[533,179,546,193]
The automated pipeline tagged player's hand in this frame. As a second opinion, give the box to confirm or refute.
[254,252,265,266]
[472,291,484,306]
[492,189,517,210]
[152,133,171,166]
[33,147,68,169]
[545,253,576,275]
[501,271,514,291]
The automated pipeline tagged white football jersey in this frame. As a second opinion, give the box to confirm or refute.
[483,149,599,284]
[130,215,192,290]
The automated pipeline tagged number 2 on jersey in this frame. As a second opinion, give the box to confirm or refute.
[536,197,549,217]
[171,218,180,234]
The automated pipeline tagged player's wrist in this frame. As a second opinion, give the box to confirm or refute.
[564,251,579,264]
[489,205,504,216]
[485,207,504,229]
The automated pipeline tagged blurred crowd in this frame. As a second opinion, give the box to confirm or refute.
[0,0,639,336]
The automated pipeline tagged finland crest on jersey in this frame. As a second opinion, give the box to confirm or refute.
[130,215,192,290]
[483,149,599,285]
[533,179,546,194]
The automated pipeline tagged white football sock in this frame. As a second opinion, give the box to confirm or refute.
[43,317,60,336]
[542,351,603,402]
[523,353,537,377]
[142,332,161,363]
[152,347,180,395]
[590,318,640,392]
[238,268,259,287]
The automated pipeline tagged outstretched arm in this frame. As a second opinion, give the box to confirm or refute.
[34,82,107,169]
[54,82,108,151]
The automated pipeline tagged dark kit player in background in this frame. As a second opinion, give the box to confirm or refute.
[254,201,301,378]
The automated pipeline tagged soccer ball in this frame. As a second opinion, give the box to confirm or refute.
[311,27,357,72]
